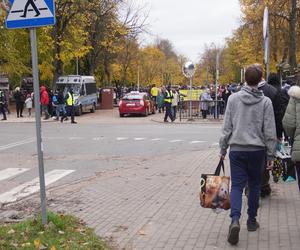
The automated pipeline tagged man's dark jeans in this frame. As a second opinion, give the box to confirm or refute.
[229,150,265,221]
[67,105,75,123]
[164,102,173,122]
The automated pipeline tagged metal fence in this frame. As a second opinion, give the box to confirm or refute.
[178,100,225,121]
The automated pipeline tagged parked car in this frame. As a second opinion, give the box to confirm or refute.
[119,92,156,117]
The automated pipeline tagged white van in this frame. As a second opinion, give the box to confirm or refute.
[56,75,97,115]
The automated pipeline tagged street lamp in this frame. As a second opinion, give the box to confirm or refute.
[183,61,195,121]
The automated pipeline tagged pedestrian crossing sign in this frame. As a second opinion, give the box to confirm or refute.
[6,0,55,29]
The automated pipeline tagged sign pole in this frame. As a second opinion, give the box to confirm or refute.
[189,76,193,120]
[263,7,270,79]
[182,61,195,122]
[30,28,47,225]
[215,52,219,120]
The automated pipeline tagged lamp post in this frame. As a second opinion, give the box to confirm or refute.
[215,51,220,120]
[263,7,270,79]
[183,61,195,121]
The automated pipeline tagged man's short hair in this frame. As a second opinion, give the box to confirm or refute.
[245,64,263,86]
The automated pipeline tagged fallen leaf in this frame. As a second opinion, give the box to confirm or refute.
[8,229,15,234]
[34,239,41,248]
[10,243,18,247]
[50,247,57,250]
[21,242,31,247]
[39,244,47,250]
[138,230,146,236]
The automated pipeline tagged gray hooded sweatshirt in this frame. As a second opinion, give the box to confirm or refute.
[219,86,277,160]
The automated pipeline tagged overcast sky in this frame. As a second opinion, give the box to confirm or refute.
[137,0,241,62]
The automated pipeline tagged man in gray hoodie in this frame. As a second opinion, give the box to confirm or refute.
[219,65,277,245]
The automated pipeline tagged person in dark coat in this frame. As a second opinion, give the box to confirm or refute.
[0,90,7,120]
[256,66,284,197]
[13,87,25,118]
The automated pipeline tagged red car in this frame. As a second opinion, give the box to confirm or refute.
[119,92,156,117]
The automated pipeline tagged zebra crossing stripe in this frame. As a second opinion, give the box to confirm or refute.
[116,137,128,141]
[170,140,184,143]
[134,138,146,141]
[0,169,75,204]
[151,138,161,141]
[0,138,35,151]
[0,168,29,182]
[190,141,205,144]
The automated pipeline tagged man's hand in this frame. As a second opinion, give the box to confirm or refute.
[266,160,274,170]
[220,154,226,160]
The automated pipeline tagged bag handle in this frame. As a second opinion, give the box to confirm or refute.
[214,159,225,176]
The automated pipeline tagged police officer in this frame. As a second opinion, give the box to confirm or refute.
[0,90,7,121]
[164,84,174,122]
[66,88,77,124]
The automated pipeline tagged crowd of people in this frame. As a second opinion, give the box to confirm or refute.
[0,86,77,124]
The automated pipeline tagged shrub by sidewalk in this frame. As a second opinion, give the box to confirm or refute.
[0,211,110,250]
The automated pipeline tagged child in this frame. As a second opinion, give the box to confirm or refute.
[25,94,32,117]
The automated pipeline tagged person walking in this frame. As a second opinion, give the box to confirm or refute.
[163,85,174,122]
[257,66,284,197]
[25,94,33,117]
[56,89,68,122]
[0,90,7,120]
[200,88,212,119]
[283,73,300,191]
[157,88,165,113]
[151,84,159,110]
[13,87,25,118]
[172,89,179,120]
[40,86,50,120]
[219,65,277,245]
[66,88,77,124]
[52,91,59,120]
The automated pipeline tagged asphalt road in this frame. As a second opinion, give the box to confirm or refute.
[0,116,222,202]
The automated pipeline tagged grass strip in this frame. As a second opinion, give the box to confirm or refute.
[0,211,110,250]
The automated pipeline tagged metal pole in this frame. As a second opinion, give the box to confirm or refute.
[76,57,79,75]
[137,65,140,91]
[266,26,270,79]
[215,52,219,119]
[189,76,192,120]
[30,28,47,225]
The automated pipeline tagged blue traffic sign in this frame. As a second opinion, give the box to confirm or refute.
[6,0,55,29]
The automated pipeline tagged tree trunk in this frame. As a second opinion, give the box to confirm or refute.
[52,26,63,89]
[288,0,297,71]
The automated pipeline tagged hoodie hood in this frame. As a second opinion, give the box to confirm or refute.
[288,85,300,100]
[238,86,264,105]
[257,80,266,88]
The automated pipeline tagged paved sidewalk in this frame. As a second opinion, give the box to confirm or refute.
[46,149,300,250]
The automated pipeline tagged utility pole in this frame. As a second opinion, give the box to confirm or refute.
[215,51,219,119]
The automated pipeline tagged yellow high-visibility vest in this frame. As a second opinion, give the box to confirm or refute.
[66,92,74,106]
[164,90,173,103]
